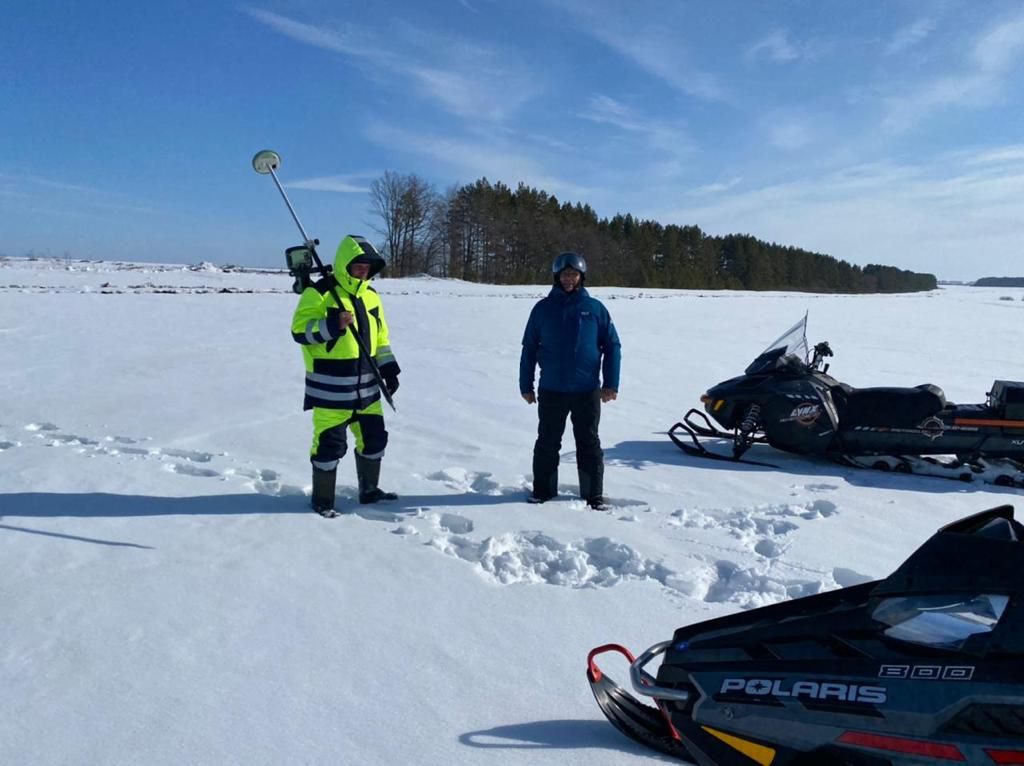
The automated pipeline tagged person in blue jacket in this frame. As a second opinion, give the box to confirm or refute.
[519,252,621,509]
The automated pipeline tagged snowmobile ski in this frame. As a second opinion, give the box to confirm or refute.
[668,413,779,468]
[586,644,692,760]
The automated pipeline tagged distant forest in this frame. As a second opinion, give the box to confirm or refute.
[975,277,1024,287]
[368,173,937,293]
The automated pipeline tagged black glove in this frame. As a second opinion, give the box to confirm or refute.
[325,308,346,338]
[384,375,400,396]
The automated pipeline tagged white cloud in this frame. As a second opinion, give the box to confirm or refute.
[550,0,729,102]
[366,124,594,200]
[244,7,538,122]
[0,172,106,196]
[581,95,695,159]
[651,150,1024,280]
[242,7,384,62]
[286,175,375,193]
[688,177,743,196]
[746,31,799,63]
[884,18,937,55]
[965,145,1024,165]
[882,11,1024,131]
[767,119,813,151]
[0,173,159,215]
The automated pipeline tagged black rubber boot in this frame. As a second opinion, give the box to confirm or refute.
[312,467,338,517]
[355,455,398,504]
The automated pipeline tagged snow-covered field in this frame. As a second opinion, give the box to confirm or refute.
[2,258,1023,765]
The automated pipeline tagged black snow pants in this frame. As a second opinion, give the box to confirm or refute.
[532,389,603,501]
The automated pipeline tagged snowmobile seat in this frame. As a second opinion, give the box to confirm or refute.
[839,383,946,428]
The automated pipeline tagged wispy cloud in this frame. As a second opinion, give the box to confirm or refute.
[882,11,1024,131]
[746,31,799,63]
[762,111,815,151]
[965,145,1024,165]
[549,0,728,102]
[286,174,376,193]
[884,17,938,55]
[0,173,159,214]
[653,149,1024,280]
[242,7,386,62]
[243,7,538,122]
[582,95,694,159]
[366,124,594,200]
[688,177,743,196]
[0,172,107,196]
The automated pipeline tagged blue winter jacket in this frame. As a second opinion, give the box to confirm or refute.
[519,285,621,394]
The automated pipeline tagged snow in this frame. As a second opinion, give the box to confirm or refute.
[1,258,1022,765]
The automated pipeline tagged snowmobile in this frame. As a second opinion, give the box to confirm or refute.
[668,314,1024,487]
[587,505,1024,765]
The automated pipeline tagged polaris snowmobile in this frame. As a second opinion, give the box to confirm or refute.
[587,505,1024,765]
[669,314,1024,487]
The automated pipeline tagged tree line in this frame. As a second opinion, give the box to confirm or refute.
[368,172,937,293]
[975,277,1024,287]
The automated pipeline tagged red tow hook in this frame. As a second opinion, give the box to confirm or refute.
[586,643,636,683]
[587,642,683,744]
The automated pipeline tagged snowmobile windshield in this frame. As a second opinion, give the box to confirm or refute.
[744,314,811,375]
[873,593,1010,651]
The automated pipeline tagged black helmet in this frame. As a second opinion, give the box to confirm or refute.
[552,251,586,275]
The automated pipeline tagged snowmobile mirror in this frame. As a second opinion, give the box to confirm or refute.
[252,150,281,175]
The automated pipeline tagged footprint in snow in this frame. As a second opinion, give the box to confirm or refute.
[428,529,676,590]
[425,467,504,495]
[19,420,294,499]
[697,559,827,608]
[159,447,216,463]
[166,462,221,478]
[669,502,833,559]
[434,512,474,534]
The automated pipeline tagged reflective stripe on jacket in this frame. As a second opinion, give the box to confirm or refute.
[291,277,399,411]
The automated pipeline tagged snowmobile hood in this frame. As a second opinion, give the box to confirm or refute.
[589,506,1024,766]
[868,505,1024,654]
[872,505,1024,599]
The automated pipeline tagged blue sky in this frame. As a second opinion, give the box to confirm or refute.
[5,0,1024,280]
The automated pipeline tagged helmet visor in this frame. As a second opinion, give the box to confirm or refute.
[552,252,586,274]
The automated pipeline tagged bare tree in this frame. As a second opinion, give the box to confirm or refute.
[369,171,442,276]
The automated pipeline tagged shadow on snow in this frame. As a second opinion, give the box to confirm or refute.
[0,489,533,519]
[459,718,676,761]
[605,438,1023,497]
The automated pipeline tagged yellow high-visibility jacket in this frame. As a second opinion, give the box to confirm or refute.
[290,237,399,411]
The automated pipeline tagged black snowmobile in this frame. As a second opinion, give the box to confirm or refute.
[669,315,1024,487]
[588,505,1024,765]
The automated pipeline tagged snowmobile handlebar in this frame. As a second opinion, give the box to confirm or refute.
[811,341,833,371]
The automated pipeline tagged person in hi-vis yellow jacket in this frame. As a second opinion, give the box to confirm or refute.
[291,235,400,517]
